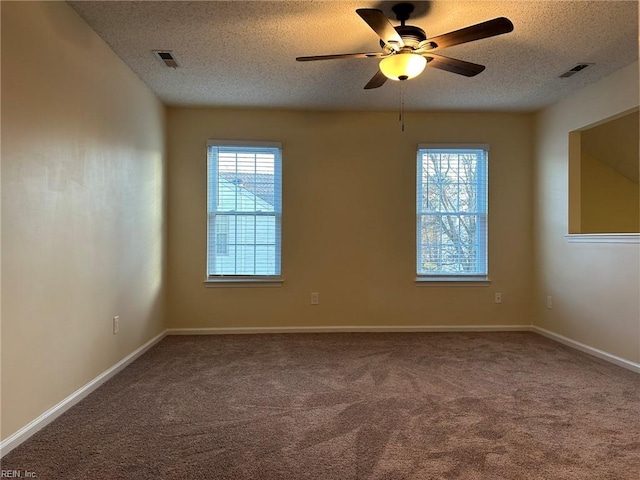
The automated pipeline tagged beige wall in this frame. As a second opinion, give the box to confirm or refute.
[533,62,640,363]
[167,108,534,329]
[581,154,639,233]
[1,1,166,440]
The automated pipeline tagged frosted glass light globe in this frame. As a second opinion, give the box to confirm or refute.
[380,53,427,81]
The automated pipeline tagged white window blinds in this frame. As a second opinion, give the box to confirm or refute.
[417,145,488,277]
[207,142,282,277]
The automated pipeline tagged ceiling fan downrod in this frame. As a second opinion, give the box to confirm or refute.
[391,2,415,26]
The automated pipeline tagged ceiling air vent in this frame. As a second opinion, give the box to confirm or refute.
[559,63,593,78]
[153,50,179,68]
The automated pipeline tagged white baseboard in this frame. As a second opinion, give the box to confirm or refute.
[531,326,640,373]
[0,330,168,457]
[166,325,532,335]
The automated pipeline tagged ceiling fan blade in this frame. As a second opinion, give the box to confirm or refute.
[426,17,514,51]
[425,54,486,77]
[296,52,386,62]
[356,8,404,49]
[364,69,388,89]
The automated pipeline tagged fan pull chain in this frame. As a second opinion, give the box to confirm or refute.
[399,81,406,132]
[399,82,402,122]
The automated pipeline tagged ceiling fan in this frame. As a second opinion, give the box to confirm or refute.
[296,3,514,89]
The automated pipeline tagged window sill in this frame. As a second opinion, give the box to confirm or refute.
[415,276,491,286]
[204,277,283,288]
[565,234,640,244]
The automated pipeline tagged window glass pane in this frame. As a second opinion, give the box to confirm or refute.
[255,246,276,275]
[235,245,255,275]
[236,216,255,244]
[255,216,276,244]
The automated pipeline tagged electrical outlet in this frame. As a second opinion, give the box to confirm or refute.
[494,293,502,304]
[546,296,553,309]
[311,292,319,305]
[113,316,119,334]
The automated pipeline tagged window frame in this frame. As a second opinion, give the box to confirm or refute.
[205,140,283,286]
[415,143,490,285]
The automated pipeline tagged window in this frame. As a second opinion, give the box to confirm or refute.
[416,145,488,280]
[206,141,282,280]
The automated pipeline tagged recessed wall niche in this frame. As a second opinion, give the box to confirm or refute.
[568,109,639,234]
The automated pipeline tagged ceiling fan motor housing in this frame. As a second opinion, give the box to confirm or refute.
[380,25,426,50]
[398,25,427,48]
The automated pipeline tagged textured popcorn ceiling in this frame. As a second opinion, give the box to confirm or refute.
[68,1,639,112]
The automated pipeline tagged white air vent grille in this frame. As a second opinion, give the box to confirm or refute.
[153,50,179,68]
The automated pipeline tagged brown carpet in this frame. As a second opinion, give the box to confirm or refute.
[3,332,639,479]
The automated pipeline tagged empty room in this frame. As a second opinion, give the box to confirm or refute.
[1,1,638,479]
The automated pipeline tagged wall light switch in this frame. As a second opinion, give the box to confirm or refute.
[311,292,319,305]
[494,293,502,304]
[113,316,119,334]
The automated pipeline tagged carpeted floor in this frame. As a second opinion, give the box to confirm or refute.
[3,332,639,479]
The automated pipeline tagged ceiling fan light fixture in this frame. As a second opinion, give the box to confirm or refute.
[379,53,427,81]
